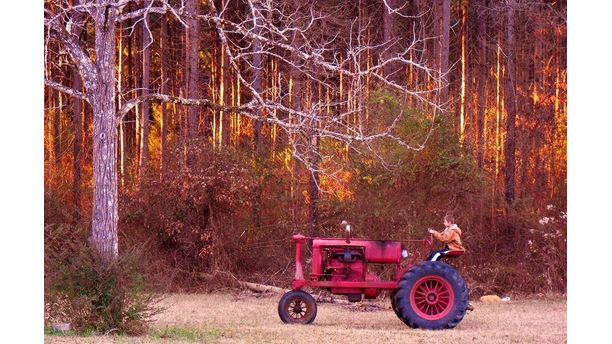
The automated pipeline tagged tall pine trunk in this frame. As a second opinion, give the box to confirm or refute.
[382,0,400,82]
[72,67,83,216]
[160,15,168,179]
[438,0,450,106]
[90,4,119,265]
[186,0,200,163]
[139,0,152,182]
[504,0,518,208]
[476,1,486,168]
[459,1,468,145]
[252,1,264,230]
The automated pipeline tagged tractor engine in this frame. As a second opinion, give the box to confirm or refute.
[309,238,402,302]
[320,247,381,301]
[324,247,366,301]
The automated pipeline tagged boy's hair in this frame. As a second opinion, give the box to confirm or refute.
[444,214,455,223]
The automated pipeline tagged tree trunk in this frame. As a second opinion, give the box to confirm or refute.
[160,15,168,180]
[532,8,546,197]
[382,0,400,82]
[220,39,230,146]
[186,0,200,160]
[126,16,135,165]
[252,3,264,154]
[438,0,450,106]
[503,0,518,207]
[139,0,152,182]
[53,72,62,166]
[459,1,468,145]
[252,0,265,230]
[134,17,142,168]
[308,154,320,235]
[219,1,230,147]
[117,21,126,188]
[90,4,119,266]
[307,78,320,235]
[476,0,486,168]
[72,67,83,216]
[290,31,302,225]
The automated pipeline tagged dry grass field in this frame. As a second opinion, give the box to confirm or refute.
[45,293,566,344]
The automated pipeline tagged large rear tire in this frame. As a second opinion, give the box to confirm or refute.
[390,291,402,318]
[394,261,468,329]
[278,290,318,324]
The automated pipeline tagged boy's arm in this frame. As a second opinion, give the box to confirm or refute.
[431,229,453,243]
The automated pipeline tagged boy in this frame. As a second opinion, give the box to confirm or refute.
[426,214,465,261]
[426,215,474,311]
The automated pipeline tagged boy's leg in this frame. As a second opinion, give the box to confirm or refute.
[426,249,446,261]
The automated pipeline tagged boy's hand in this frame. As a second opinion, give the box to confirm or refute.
[427,228,435,234]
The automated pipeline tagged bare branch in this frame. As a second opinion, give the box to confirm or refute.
[45,79,90,102]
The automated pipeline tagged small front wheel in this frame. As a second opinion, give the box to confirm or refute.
[278,290,318,324]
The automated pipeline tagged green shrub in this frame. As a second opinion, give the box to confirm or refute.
[45,224,164,335]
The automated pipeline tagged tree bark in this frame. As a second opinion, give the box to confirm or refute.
[382,0,400,82]
[308,160,320,235]
[307,79,320,235]
[117,21,126,188]
[252,1,264,154]
[532,8,546,196]
[290,30,302,225]
[459,1,468,145]
[503,0,518,206]
[218,0,231,147]
[53,71,62,166]
[72,67,83,216]
[252,0,265,230]
[476,0,486,168]
[160,14,168,179]
[186,0,200,167]
[438,0,450,106]
[90,3,119,266]
[221,42,230,146]
[139,0,152,182]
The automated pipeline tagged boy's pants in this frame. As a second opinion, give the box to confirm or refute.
[426,245,449,261]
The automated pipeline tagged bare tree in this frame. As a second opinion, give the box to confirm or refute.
[45,0,444,260]
[45,0,121,265]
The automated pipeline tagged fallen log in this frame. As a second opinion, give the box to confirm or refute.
[238,281,288,294]
[315,292,351,304]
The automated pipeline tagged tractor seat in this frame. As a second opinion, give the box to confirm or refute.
[429,250,464,261]
[442,250,464,258]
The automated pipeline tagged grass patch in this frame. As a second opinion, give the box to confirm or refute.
[149,327,221,342]
[44,326,95,337]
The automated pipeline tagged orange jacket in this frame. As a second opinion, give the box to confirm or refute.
[432,224,465,251]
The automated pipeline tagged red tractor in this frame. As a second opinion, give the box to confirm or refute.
[278,221,468,329]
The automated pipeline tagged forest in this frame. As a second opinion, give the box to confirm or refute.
[44,0,566,331]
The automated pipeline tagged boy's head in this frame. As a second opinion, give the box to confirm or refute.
[443,214,455,227]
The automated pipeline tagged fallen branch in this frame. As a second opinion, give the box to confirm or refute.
[315,291,350,304]
[238,281,288,294]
